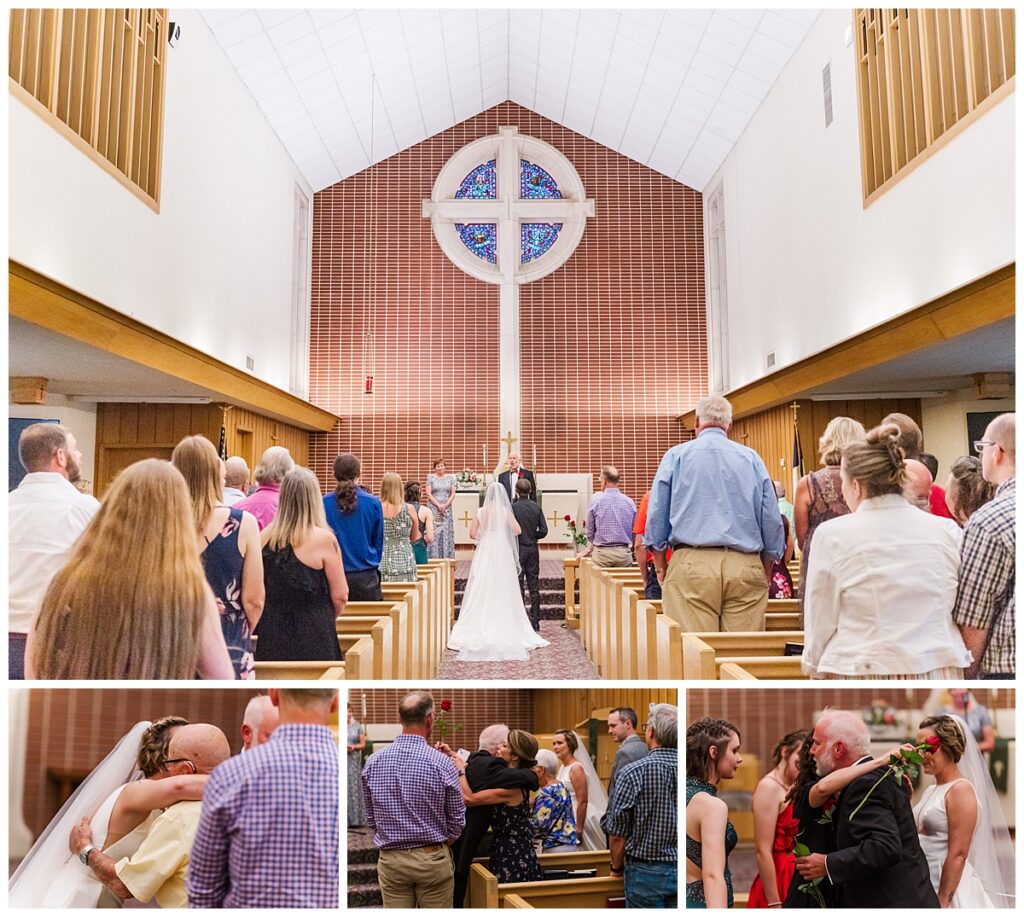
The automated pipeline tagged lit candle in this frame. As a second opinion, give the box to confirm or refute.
[532,444,537,471]
[483,443,488,475]
[361,690,367,721]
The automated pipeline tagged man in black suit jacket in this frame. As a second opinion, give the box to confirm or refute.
[796,711,939,908]
[441,725,539,908]
[511,478,548,631]
[498,451,536,502]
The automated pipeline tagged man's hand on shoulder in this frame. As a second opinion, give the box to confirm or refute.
[69,816,93,856]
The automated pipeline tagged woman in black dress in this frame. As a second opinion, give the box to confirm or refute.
[257,468,348,661]
[449,729,542,883]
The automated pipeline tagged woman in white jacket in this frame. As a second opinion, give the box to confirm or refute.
[802,423,971,679]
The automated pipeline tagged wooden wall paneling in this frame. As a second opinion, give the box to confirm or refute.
[532,688,677,735]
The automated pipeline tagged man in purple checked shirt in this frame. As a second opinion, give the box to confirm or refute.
[187,688,339,909]
[361,691,467,908]
[583,465,638,568]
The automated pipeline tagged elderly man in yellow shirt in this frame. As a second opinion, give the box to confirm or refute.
[69,724,230,908]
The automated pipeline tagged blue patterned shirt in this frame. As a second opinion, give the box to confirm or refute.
[586,487,638,546]
[362,733,466,849]
[531,782,578,849]
[186,723,339,908]
[601,747,677,862]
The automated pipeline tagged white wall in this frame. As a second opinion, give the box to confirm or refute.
[8,9,311,393]
[921,386,1016,481]
[9,398,98,494]
[708,9,1015,392]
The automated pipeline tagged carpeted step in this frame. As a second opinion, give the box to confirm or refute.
[347,844,380,866]
[347,882,383,908]
[348,863,379,885]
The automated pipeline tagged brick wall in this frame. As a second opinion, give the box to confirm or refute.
[686,687,1014,772]
[310,101,705,500]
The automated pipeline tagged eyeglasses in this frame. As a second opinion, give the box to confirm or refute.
[974,440,1002,455]
[163,758,197,774]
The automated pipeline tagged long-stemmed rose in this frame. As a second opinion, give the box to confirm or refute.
[435,698,464,744]
[564,515,587,549]
[848,736,941,820]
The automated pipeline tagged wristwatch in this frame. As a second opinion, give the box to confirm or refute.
[78,844,96,865]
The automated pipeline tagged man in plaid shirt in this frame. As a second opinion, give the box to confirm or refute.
[953,413,1016,679]
[187,689,339,908]
[603,703,678,908]
[361,691,466,908]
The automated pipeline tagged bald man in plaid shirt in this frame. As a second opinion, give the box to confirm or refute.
[187,689,339,908]
[362,691,466,908]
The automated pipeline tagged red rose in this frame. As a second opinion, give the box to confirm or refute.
[517,470,524,477]
[564,514,571,522]
[924,736,941,751]
[440,699,452,712]
[822,797,837,813]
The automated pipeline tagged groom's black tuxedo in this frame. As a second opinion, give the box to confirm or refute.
[452,751,539,907]
[498,467,536,502]
[828,757,939,908]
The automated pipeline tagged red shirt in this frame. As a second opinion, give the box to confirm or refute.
[930,483,954,519]
[634,491,671,563]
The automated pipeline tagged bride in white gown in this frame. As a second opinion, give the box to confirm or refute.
[447,482,549,661]
[9,720,206,908]
[913,714,1015,908]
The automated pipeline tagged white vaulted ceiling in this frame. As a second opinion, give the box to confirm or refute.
[201,8,818,193]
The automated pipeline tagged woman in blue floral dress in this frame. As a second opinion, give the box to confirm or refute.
[172,435,265,679]
[530,749,579,852]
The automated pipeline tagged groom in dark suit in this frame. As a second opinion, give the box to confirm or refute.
[796,710,939,908]
[439,725,539,908]
[498,452,536,502]
[511,478,548,631]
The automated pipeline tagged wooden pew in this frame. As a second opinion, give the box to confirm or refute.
[469,850,618,908]
[719,658,807,680]
[682,632,804,680]
[380,584,425,677]
[341,602,408,679]
[254,660,346,680]
[336,616,393,680]
[564,556,581,628]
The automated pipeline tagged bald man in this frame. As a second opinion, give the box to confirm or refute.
[241,694,280,750]
[796,712,936,908]
[223,456,250,505]
[70,724,231,908]
[903,459,933,511]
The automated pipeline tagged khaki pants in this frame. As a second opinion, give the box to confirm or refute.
[377,845,454,909]
[662,548,768,632]
[591,545,634,568]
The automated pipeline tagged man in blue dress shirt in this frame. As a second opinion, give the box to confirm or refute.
[645,394,785,632]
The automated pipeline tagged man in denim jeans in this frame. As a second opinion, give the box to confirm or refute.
[602,704,678,908]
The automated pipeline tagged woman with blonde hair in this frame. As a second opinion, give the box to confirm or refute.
[793,416,866,617]
[172,435,263,679]
[257,467,347,662]
[26,459,233,680]
[379,472,420,582]
[802,423,970,679]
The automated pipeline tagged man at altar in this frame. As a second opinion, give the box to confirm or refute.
[498,452,536,502]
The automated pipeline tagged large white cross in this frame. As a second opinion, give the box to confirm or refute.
[422,127,595,460]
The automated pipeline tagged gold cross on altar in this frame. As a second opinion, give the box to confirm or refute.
[459,510,474,528]
[548,509,562,529]
[502,430,517,452]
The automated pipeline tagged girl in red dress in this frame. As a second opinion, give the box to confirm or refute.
[747,730,806,908]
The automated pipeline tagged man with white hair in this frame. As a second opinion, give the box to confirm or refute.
[446,724,539,907]
[241,694,280,750]
[795,711,937,908]
[645,394,785,632]
[954,412,1016,679]
[234,445,295,530]
[222,456,250,506]
[498,451,537,502]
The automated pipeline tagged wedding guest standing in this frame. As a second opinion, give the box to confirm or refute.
[944,456,996,525]
[802,424,971,679]
[361,692,465,909]
[685,717,741,909]
[530,749,578,853]
[426,459,456,559]
[188,689,339,908]
[794,416,865,617]
[380,473,420,582]
[324,453,385,602]
[173,435,264,679]
[747,730,805,908]
[9,423,99,678]
[405,481,434,564]
[26,460,233,680]
[607,707,649,800]
[234,446,295,530]
[604,704,679,909]
[257,468,347,662]
[939,688,996,753]
[347,704,366,828]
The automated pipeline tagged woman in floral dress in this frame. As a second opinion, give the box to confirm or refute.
[426,459,456,559]
[379,473,419,582]
[172,435,264,679]
[347,704,366,827]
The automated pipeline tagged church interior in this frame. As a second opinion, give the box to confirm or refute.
[7,5,1016,682]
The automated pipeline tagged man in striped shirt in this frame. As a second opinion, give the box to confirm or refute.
[584,465,638,568]
[362,691,466,908]
[187,689,339,908]
[953,413,1016,679]
[602,703,678,909]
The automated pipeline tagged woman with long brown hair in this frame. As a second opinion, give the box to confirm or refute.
[173,435,264,680]
[323,453,385,601]
[258,467,347,661]
[26,460,233,679]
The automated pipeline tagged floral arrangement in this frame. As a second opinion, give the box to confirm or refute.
[861,698,897,727]
[456,468,484,488]
[563,515,588,550]
[435,699,464,743]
